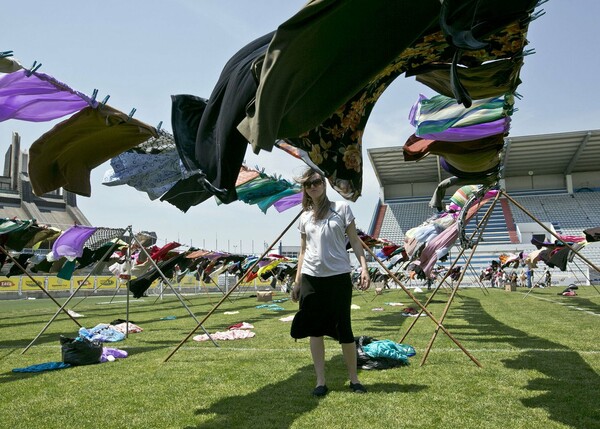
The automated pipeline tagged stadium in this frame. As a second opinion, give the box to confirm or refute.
[366,128,600,288]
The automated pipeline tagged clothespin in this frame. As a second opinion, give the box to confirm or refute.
[91,89,99,103]
[157,121,163,132]
[515,48,535,59]
[100,95,110,106]
[529,9,546,22]
[25,60,42,77]
[535,0,549,7]
[513,92,523,100]
[0,50,14,59]
[127,108,137,121]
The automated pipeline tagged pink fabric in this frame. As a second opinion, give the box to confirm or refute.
[416,223,459,275]
[555,234,586,243]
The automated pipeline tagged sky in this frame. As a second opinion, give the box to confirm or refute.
[2,1,600,254]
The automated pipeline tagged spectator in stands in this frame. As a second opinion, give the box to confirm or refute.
[290,168,370,397]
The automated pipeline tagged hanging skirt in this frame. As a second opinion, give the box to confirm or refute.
[290,272,354,343]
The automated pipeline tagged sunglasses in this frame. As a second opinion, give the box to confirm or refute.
[304,178,324,188]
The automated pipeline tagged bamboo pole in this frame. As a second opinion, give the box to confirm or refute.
[361,241,483,367]
[163,210,303,362]
[399,191,500,343]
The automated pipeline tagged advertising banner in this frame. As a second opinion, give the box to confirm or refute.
[73,276,94,290]
[96,276,118,289]
[47,277,71,291]
[21,276,47,291]
[0,276,19,292]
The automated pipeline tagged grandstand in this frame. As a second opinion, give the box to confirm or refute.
[367,129,600,286]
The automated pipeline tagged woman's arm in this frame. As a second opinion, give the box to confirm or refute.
[346,220,370,290]
[291,233,306,302]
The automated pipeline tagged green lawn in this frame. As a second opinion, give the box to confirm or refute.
[1,285,599,429]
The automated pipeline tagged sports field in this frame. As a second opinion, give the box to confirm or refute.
[1,286,598,429]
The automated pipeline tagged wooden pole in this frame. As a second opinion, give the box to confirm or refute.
[400,191,500,343]
[0,244,83,328]
[163,210,303,362]
[361,241,483,367]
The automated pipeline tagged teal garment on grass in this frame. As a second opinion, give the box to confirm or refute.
[13,362,71,373]
[362,340,416,363]
[256,304,285,311]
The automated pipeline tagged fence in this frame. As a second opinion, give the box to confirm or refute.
[0,273,277,299]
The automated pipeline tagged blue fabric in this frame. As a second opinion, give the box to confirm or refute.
[79,324,125,342]
[255,304,285,311]
[12,362,71,373]
[362,340,416,363]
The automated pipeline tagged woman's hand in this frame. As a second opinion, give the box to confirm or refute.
[358,270,370,291]
[291,283,301,302]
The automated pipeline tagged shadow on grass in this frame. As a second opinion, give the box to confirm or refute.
[531,292,600,315]
[451,296,600,429]
[187,359,427,429]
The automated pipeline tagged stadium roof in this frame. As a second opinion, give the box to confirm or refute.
[368,129,600,187]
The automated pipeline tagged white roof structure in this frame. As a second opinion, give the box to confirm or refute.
[368,129,600,195]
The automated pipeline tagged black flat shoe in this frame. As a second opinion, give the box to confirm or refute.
[312,385,329,397]
[349,382,367,393]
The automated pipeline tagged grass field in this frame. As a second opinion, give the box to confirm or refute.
[1,285,599,429]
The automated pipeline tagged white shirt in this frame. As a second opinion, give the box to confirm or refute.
[299,201,354,277]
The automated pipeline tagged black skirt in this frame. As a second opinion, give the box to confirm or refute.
[290,272,354,343]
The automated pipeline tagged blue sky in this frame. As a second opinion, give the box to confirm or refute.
[2,1,599,253]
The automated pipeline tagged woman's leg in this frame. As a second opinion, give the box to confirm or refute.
[341,341,360,384]
[310,336,326,386]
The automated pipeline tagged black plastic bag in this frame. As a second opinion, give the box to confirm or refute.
[60,336,102,366]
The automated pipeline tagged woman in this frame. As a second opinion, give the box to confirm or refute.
[290,168,370,397]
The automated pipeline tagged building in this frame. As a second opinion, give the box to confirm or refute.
[367,129,600,285]
[0,132,90,228]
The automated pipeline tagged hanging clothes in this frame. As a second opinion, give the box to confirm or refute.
[403,133,505,162]
[583,227,600,242]
[273,192,303,213]
[409,94,509,139]
[6,253,33,277]
[0,56,23,73]
[4,223,45,251]
[409,57,524,100]
[237,0,442,153]
[0,70,95,122]
[103,139,193,200]
[28,104,157,197]
[167,32,275,212]
[239,1,532,201]
[52,225,98,260]
[128,252,186,298]
[149,242,181,262]
[24,227,62,250]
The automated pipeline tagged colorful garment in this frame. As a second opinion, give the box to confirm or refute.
[409,94,509,139]
[103,138,193,200]
[238,1,533,201]
[0,70,95,122]
[167,32,274,211]
[28,104,157,197]
[52,225,98,260]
